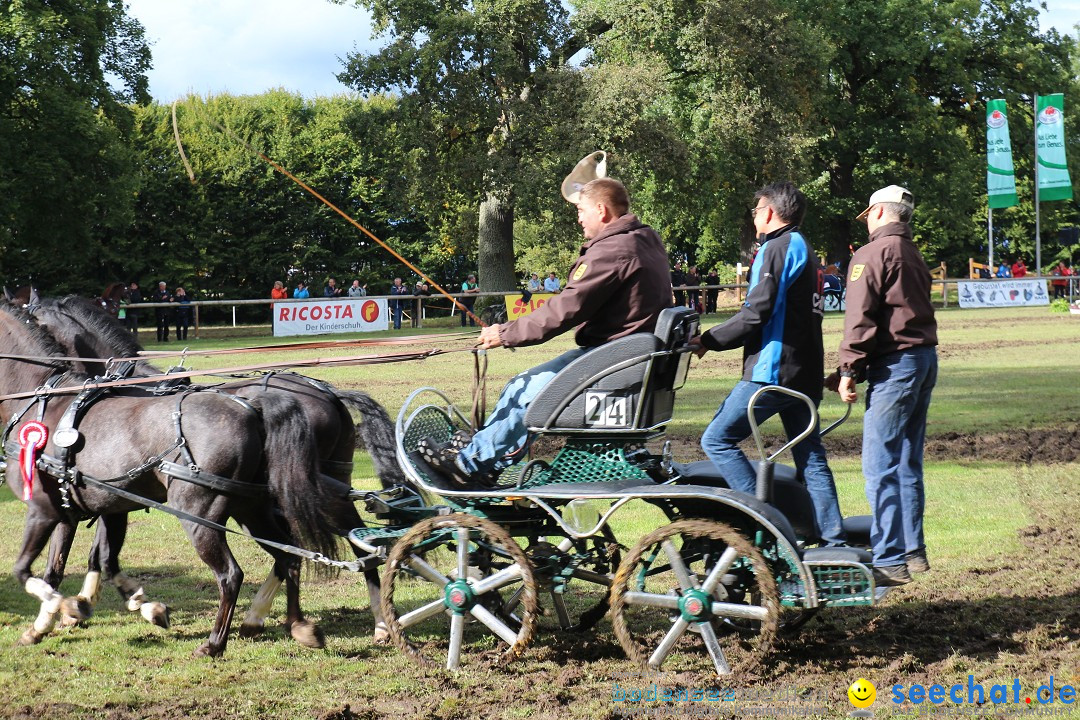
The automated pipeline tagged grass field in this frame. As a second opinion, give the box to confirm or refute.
[0,306,1078,719]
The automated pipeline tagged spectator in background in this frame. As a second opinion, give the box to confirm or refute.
[543,271,561,293]
[294,281,310,299]
[705,269,720,314]
[1051,261,1071,299]
[460,274,480,327]
[995,261,1011,278]
[271,280,288,299]
[125,281,142,334]
[528,272,543,292]
[1011,257,1027,278]
[323,277,342,297]
[414,279,431,296]
[686,265,701,310]
[347,279,366,297]
[389,277,409,329]
[671,261,686,307]
[153,281,173,343]
[174,287,193,341]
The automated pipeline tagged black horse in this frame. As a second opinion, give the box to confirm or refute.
[0,301,342,656]
[28,295,403,639]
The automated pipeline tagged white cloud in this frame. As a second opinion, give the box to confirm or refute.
[126,0,382,101]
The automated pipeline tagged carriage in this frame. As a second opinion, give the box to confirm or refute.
[0,296,885,673]
[347,306,887,674]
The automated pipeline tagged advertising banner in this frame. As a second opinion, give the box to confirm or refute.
[986,99,1018,209]
[957,279,1049,308]
[273,298,387,336]
[505,293,555,320]
[1036,94,1073,202]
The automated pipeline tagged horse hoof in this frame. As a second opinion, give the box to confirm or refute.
[373,623,390,645]
[60,596,92,624]
[142,602,170,629]
[192,642,222,658]
[58,614,81,629]
[17,628,44,646]
[288,620,325,649]
[238,622,264,638]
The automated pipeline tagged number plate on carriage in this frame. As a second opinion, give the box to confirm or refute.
[584,391,632,427]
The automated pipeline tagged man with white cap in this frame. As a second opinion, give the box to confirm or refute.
[418,155,671,487]
[829,184,938,586]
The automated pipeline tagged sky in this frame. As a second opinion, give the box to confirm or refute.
[127,0,1080,103]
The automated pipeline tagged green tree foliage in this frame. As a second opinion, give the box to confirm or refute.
[115,93,432,304]
[334,0,602,291]
[0,0,150,293]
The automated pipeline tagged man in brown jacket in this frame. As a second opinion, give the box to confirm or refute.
[421,177,671,486]
[829,184,938,586]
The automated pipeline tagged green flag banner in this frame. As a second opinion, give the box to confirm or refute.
[986,99,1018,209]
[1036,93,1073,202]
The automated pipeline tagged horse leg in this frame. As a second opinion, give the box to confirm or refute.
[14,512,65,645]
[179,517,244,658]
[237,510,324,649]
[43,521,93,628]
[99,515,169,628]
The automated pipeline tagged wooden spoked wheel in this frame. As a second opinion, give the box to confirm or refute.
[610,518,778,675]
[380,513,539,670]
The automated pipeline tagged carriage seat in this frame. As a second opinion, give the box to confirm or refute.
[671,459,872,547]
[524,307,698,434]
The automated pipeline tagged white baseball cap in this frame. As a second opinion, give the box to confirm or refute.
[856,185,914,220]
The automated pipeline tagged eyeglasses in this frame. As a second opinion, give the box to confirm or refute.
[750,205,769,218]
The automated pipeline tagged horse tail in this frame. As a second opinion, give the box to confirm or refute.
[248,392,341,565]
[332,390,409,491]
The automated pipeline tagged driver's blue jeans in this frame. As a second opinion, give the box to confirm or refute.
[701,380,846,546]
[456,347,591,475]
[862,346,937,568]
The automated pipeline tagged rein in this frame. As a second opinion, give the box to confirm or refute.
[0,347,457,402]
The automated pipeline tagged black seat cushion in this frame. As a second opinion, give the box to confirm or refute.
[842,514,872,547]
[670,460,820,541]
[802,546,872,564]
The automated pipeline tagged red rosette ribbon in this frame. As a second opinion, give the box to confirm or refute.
[18,421,48,501]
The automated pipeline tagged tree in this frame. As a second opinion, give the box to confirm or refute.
[0,0,150,293]
[334,0,604,291]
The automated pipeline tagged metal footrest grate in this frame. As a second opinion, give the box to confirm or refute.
[804,561,875,606]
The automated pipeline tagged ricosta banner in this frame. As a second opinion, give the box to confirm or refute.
[1035,93,1073,202]
[986,99,1018,209]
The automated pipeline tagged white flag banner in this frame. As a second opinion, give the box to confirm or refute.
[957,280,1050,308]
[273,298,388,336]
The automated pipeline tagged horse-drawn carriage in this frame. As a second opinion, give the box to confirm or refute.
[349,306,885,673]
[0,298,884,675]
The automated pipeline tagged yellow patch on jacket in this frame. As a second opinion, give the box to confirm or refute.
[849,264,865,282]
[573,263,588,281]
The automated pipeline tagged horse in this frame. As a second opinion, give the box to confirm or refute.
[0,301,342,656]
[93,282,128,319]
[27,295,403,640]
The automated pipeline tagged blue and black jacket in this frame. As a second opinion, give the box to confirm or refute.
[700,224,825,399]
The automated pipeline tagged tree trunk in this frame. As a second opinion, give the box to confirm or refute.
[477,191,517,292]
[828,161,857,264]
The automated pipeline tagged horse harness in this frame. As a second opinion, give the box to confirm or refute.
[2,370,270,517]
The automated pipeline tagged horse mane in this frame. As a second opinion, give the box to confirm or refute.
[0,300,75,373]
[54,295,145,359]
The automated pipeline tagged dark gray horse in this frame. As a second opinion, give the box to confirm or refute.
[28,295,403,640]
[0,301,341,656]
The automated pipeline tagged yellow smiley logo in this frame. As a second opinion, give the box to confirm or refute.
[848,678,876,709]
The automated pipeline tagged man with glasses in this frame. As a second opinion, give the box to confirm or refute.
[689,181,846,547]
[828,184,938,586]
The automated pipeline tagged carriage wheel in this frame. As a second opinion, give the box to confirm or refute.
[380,513,539,670]
[610,519,778,675]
